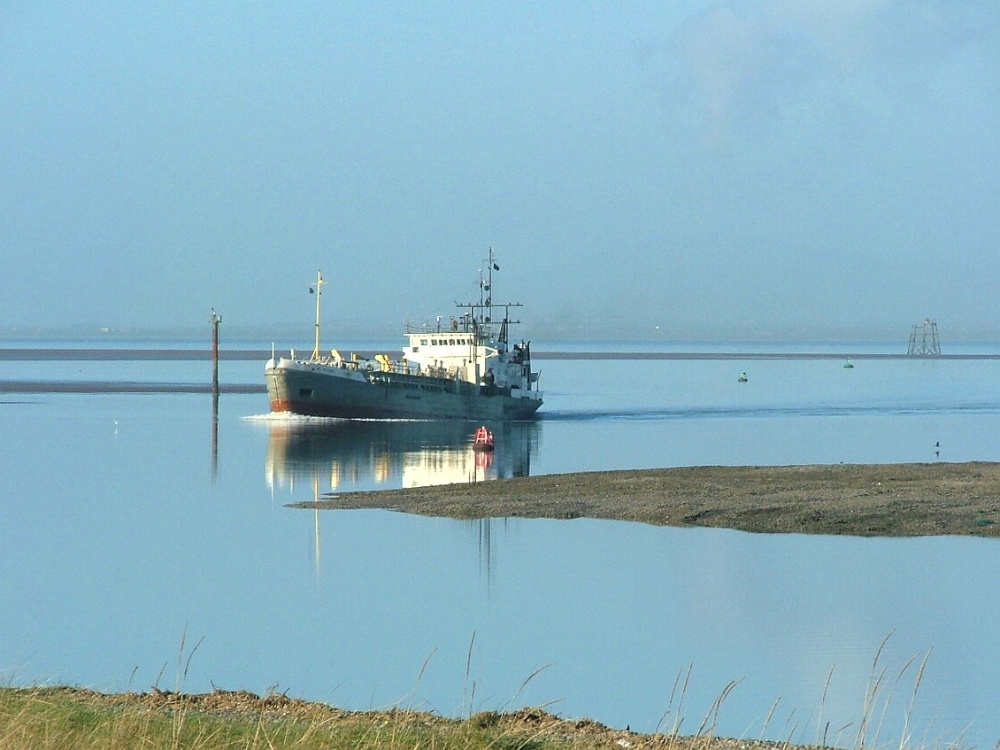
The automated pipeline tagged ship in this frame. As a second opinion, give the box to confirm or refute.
[265,250,543,420]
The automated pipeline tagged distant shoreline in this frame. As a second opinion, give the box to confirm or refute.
[2,346,994,394]
[1,347,997,361]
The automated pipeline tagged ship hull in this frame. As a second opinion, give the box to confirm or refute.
[265,358,542,420]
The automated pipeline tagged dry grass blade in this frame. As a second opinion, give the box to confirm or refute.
[655,662,694,737]
[817,664,835,746]
[898,649,932,750]
[760,696,781,743]
[464,632,477,718]
[696,678,744,738]
[856,632,893,750]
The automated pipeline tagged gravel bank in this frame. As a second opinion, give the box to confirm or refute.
[290,462,1000,537]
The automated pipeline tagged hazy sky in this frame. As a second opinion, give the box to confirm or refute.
[3,1,999,341]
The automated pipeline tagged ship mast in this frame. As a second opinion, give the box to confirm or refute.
[459,247,522,346]
[310,270,325,361]
[482,246,498,322]
[486,246,494,312]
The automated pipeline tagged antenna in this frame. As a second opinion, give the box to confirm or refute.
[486,246,497,311]
[487,246,493,301]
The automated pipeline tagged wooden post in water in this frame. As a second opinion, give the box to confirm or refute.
[210,308,222,395]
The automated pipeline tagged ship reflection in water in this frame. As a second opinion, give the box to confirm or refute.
[264,418,540,495]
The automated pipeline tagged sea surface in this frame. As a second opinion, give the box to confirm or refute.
[2,338,999,748]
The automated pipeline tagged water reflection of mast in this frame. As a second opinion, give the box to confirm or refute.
[477,518,494,592]
[211,391,219,481]
[312,474,321,580]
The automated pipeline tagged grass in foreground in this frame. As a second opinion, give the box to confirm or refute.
[0,686,788,750]
[0,637,959,749]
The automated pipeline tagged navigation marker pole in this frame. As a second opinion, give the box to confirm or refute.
[210,308,222,396]
[311,270,325,361]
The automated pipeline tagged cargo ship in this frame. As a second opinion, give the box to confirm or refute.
[265,250,543,420]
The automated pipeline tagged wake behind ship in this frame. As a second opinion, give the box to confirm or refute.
[265,251,543,420]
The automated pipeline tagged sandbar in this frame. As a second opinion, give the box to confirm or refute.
[290,462,1000,537]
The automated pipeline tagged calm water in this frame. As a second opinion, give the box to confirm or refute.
[2,341,999,748]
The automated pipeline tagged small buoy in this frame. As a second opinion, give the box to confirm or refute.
[472,425,494,452]
[843,358,854,369]
[738,371,748,383]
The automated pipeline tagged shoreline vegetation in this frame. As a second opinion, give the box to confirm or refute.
[0,680,934,750]
[290,461,1000,538]
[0,687,755,750]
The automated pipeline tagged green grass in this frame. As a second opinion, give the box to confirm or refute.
[0,635,962,750]
[0,686,680,750]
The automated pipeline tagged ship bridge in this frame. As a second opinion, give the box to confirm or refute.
[402,330,496,383]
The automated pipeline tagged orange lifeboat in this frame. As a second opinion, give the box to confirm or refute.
[472,425,494,452]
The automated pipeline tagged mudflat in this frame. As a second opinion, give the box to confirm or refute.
[290,462,1000,537]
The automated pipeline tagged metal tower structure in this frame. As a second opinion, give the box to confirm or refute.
[907,318,940,355]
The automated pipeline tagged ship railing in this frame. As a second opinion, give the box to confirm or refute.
[404,320,497,339]
[315,349,490,381]
[300,349,425,377]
